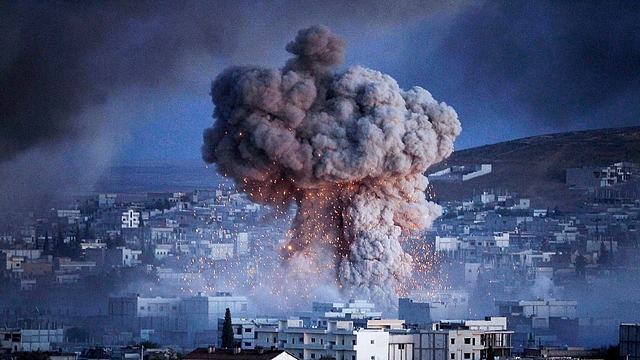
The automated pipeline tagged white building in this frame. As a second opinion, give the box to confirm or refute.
[435,236,459,253]
[255,319,359,360]
[154,244,173,260]
[438,317,512,360]
[122,209,141,228]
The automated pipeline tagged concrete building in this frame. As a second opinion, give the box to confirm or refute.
[0,328,64,352]
[107,293,248,347]
[255,319,359,360]
[621,323,640,360]
[408,330,449,360]
[122,209,141,229]
[566,162,639,188]
[437,317,512,360]
[182,292,249,335]
[255,317,510,360]
[222,318,280,350]
[399,291,470,327]
[496,299,578,352]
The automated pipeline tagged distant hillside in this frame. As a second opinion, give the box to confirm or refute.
[428,126,640,209]
[94,159,230,194]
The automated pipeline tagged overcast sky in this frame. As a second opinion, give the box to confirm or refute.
[1,1,639,207]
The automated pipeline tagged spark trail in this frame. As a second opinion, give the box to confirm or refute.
[202,25,461,302]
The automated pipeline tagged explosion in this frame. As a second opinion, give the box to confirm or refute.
[202,26,460,302]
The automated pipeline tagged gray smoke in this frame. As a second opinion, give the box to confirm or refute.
[202,26,461,301]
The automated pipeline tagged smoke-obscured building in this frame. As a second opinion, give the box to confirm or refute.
[107,292,248,348]
[399,291,470,327]
[0,328,65,352]
[496,299,578,352]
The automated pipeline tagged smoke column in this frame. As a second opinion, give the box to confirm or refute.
[202,26,461,301]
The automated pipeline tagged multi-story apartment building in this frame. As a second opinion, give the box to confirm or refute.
[256,319,409,360]
[254,317,511,360]
[437,317,512,360]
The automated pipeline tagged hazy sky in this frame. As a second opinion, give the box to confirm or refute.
[1,1,640,207]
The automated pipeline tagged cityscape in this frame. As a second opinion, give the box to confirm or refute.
[1,156,640,360]
[3,2,640,360]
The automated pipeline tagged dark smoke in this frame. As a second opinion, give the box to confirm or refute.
[437,1,640,129]
[0,1,234,163]
[0,1,468,211]
[202,26,461,301]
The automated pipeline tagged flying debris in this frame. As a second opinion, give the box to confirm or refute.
[202,25,461,302]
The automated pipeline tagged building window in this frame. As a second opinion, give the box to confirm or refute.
[464,353,471,359]
[371,340,375,344]
[244,342,250,347]
[291,338,295,344]
[312,338,316,343]
[398,344,405,350]
[353,339,357,345]
[300,337,304,343]
[451,354,455,360]
[371,357,375,360]
[472,338,475,346]
[311,354,315,359]
[464,338,471,344]
[245,328,252,333]
[451,339,455,345]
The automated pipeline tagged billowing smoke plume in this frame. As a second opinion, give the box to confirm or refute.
[203,25,461,300]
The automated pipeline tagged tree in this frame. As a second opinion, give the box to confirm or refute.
[222,308,234,348]
[574,253,587,279]
[42,232,50,255]
[54,228,64,257]
[598,241,609,266]
[487,345,495,360]
[140,242,156,265]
